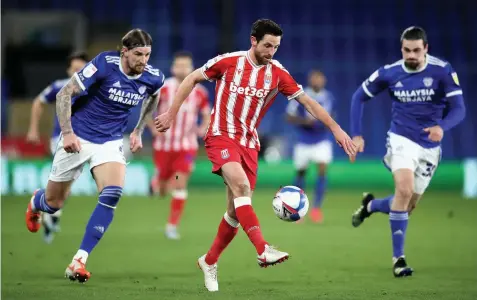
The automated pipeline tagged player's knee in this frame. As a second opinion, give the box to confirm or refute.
[318,164,327,177]
[394,182,413,201]
[232,182,251,198]
[98,186,123,209]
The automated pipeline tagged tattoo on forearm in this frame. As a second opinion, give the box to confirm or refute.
[56,77,82,134]
[135,95,158,134]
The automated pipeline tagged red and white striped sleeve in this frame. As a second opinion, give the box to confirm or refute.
[273,60,304,100]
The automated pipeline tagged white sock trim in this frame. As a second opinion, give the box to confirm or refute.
[234,196,252,208]
[172,189,188,199]
[98,201,116,209]
[74,249,89,263]
[223,212,239,228]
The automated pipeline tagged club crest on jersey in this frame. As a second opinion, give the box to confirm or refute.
[423,77,433,87]
[221,149,230,159]
[139,86,147,94]
[265,74,272,84]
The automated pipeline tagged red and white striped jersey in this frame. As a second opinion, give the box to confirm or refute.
[153,77,210,151]
[200,50,303,150]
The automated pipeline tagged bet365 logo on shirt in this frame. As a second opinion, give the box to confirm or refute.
[229,82,270,98]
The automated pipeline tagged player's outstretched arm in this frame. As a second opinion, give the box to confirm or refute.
[295,93,339,132]
[56,76,83,153]
[155,69,207,132]
[295,93,357,159]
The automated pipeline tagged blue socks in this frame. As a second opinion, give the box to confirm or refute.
[369,195,393,214]
[389,210,408,258]
[314,175,327,208]
[79,186,122,254]
[31,189,59,214]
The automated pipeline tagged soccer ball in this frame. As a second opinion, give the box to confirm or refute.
[272,186,309,222]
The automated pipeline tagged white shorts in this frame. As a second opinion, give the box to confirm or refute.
[50,136,60,155]
[49,135,126,182]
[383,132,441,195]
[293,140,333,170]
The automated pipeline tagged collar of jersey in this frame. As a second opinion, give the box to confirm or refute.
[401,55,428,74]
[119,59,142,80]
[246,50,266,69]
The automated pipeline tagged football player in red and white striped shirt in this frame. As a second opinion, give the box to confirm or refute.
[148,51,210,240]
[155,19,357,292]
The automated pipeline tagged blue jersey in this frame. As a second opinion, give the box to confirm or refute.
[362,54,463,148]
[39,78,69,138]
[72,51,165,144]
[286,87,335,144]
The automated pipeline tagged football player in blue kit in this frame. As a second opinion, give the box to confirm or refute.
[26,51,89,244]
[24,29,165,283]
[350,26,466,277]
[286,70,335,223]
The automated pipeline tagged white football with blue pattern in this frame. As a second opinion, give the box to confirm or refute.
[272,186,309,222]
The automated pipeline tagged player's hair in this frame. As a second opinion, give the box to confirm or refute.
[173,50,193,61]
[309,69,324,77]
[400,26,428,46]
[121,28,153,50]
[67,51,89,66]
[251,19,283,42]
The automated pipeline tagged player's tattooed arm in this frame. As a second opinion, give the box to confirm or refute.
[56,76,82,135]
[135,94,159,135]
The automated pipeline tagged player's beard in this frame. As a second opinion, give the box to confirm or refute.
[254,49,272,65]
[404,60,420,70]
[132,64,145,74]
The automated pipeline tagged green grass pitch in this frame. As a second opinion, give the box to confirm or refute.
[2,188,477,300]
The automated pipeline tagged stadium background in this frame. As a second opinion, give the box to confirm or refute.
[1,1,477,300]
[2,0,476,196]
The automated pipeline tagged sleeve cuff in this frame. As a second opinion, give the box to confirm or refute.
[73,73,86,91]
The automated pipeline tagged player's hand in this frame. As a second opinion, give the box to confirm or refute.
[155,111,174,132]
[129,129,143,153]
[352,136,365,153]
[62,132,81,153]
[26,129,41,144]
[331,126,358,162]
[423,125,444,142]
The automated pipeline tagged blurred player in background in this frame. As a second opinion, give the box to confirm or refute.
[26,51,88,244]
[155,19,357,292]
[286,70,335,223]
[350,26,466,277]
[148,51,211,240]
[24,29,165,283]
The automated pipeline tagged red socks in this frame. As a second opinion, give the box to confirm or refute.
[167,190,187,226]
[205,213,239,265]
[234,197,267,255]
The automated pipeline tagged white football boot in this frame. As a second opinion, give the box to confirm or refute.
[197,254,218,292]
[257,244,289,267]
